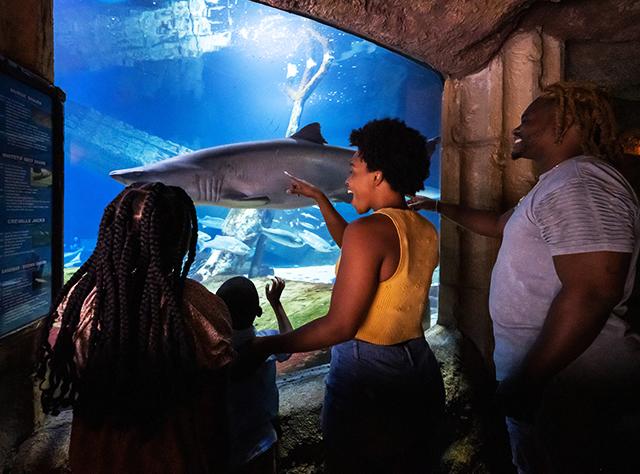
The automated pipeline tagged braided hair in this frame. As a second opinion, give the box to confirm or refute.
[37,182,199,426]
[540,82,622,163]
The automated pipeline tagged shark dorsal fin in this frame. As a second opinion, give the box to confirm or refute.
[290,123,327,145]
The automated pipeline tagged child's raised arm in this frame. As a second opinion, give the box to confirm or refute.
[265,277,293,334]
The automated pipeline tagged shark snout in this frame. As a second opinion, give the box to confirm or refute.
[109,168,147,185]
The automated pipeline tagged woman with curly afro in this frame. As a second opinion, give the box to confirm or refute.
[252,118,445,473]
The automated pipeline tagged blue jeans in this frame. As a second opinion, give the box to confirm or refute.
[322,337,445,473]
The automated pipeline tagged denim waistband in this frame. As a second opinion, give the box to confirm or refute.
[332,337,430,368]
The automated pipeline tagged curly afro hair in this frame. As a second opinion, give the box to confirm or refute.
[349,118,435,196]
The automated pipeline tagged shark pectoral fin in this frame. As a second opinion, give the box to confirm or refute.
[240,196,270,206]
[221,194,271,208]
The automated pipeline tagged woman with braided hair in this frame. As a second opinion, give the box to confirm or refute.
[37,182,234,473]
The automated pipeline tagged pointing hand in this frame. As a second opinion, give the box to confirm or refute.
[284,171,322,200]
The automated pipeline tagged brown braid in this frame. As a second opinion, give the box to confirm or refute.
[540,82,622,163]
[37,182,200,426]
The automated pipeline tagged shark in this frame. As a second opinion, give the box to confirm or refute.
[109,123,354,209]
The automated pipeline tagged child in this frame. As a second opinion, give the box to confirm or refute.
[38,182,233,473]
[217,276,292,474]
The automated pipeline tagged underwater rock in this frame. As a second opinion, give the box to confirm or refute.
[222,209,262,242]
[194,209,263,277]
[56,0,233,72]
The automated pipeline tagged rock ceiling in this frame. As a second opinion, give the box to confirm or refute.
[253,0,640,78]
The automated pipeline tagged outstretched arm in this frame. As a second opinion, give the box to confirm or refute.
[265,276,293,334]
[285,171,348,246]
[254,219,381,355]
[408,196,512,238]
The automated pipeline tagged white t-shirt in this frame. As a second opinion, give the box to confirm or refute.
[489,155,640,381]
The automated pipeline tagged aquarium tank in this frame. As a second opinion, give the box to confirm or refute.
[56,0,442,372]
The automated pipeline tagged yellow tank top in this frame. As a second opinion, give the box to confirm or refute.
[337,208,438,345]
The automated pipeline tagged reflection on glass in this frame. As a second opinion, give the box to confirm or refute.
[56,0,442,371]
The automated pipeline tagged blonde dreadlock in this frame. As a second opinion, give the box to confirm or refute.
[540,81,622,163]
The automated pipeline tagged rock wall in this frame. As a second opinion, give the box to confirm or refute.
[254,0,640,78]
[439,29,562,365]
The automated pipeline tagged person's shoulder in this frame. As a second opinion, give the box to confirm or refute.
[410,210,438,235]
[184,278,230,317]
[536,156,618,195]
[184,277,216,299]
[557,156,638,205]
[348,213,395,237]
[574,156,634,188]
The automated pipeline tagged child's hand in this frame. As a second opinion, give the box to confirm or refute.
[265,276,285,306]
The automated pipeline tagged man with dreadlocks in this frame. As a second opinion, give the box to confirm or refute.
[37,182,234,473]
[411,82,640,473]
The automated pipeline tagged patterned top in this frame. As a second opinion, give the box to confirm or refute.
[55,278,234,474]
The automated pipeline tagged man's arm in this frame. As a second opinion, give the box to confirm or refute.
[520,251,630,383]
[499,251,631,419]
[409,196,512,238]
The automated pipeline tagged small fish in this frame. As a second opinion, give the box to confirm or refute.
[261,227,305,248]
[300,212,319,221]
[197,230,212,242]
[199,235,251,256]
[298,229,336,253]
[64,248,84,260]
[298,221,317,230]
[199,216,225,229]
[64,253,82,268]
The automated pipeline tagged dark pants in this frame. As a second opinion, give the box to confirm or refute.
[322,337,445,474]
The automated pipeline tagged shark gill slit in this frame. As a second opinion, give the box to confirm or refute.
[205,175,212,201]
[216,176,223,202]
[195,174,202,201]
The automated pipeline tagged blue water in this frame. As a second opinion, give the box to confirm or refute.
[55,0,442,285]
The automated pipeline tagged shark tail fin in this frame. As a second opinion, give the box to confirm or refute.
[290,123,327,145]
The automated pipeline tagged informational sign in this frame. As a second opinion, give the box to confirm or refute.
[0,57,64,338]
